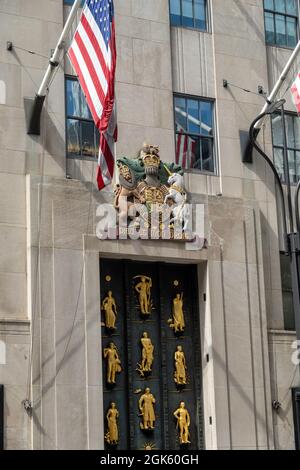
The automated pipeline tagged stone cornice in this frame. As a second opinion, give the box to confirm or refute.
[0,318,30,335]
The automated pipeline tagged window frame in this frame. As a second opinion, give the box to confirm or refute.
[264,0,299,49]
[169,0,210,33]
[271,110,300,185]
[65,75,99,162]
[173,93,217,175]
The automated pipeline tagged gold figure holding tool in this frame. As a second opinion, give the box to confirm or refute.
[139,388,156,430]
[136,332,154,377]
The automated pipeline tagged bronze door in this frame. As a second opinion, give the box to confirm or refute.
[100,259,204,450]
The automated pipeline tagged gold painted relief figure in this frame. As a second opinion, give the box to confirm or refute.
[104,342,122,384]
[136,332,154,377]
[139,388,156,430]
[105,402,119,445]
[174,345,187,385]
[169,293,185,333]
[174,402,191,445]
[102,291,117,329]
[134,275,152,315]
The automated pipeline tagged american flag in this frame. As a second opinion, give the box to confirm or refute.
[291,72,300,115]
[68,0,117,190]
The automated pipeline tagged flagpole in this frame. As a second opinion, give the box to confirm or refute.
[27,0,83,135]
[254,39,300,130]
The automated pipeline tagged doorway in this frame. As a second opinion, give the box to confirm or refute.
[100,258,204,450]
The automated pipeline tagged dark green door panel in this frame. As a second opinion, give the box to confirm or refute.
[100,259,204,450]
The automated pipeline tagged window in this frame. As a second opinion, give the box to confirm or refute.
[272,112,300,184]
[170,0,208,30]
[65,77,99,159]
[174,95,215,172]
[264,0,298,48]
[280,253,295,330]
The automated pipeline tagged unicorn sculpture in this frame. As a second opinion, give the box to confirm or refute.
[164,170,191,233]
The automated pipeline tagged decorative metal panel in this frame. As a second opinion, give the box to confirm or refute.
[100,259,204,450]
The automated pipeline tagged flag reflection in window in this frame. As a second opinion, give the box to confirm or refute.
[65,76,99,159]
[174,95,215,173]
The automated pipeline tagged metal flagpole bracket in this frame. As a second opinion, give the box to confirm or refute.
[25,95,46,136]
[223,79,228,88]
[26,0,82,135]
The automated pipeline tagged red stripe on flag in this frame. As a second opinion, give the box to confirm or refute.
[81,13,110,83]
[75,31,106,106]
[97,165,105,190]
[100,133,114,177]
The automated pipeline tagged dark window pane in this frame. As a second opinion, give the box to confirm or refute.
[80,87,93,120]
[283,291,295,330]
[81,121,95,157]
[274,147,284,179]
[200,101,213,136]
[280,253,295,330]
[190,136,201,170]
[287,16,297,48]
[66,79,81,117]
[182,0,194,28]
[286,0,297,15]
[296,151,300,180]
[275,14,287,46]
[194,0,206,30]
[170,0,181,26]
[174,97,187,132]
[288,149,297,183]
[201,138,214,172]
[265,12,275,44]
[67,119,80,156]
[281,252,292,289]
[274,0,286,13]
[187,99,200,134]
[295,119,300,148]
[286,114,295,147]
[264,0,274,9]
[272,114,283,145]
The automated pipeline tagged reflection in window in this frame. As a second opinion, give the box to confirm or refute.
[174,95,215,173]
[264,0,298,48]
[65,76,99,159]
[170,0,208,31]
[271,112,300,184]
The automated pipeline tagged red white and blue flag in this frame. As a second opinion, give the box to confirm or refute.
[68,0,117,190]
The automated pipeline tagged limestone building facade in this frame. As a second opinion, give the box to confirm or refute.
[0,0,300,450]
